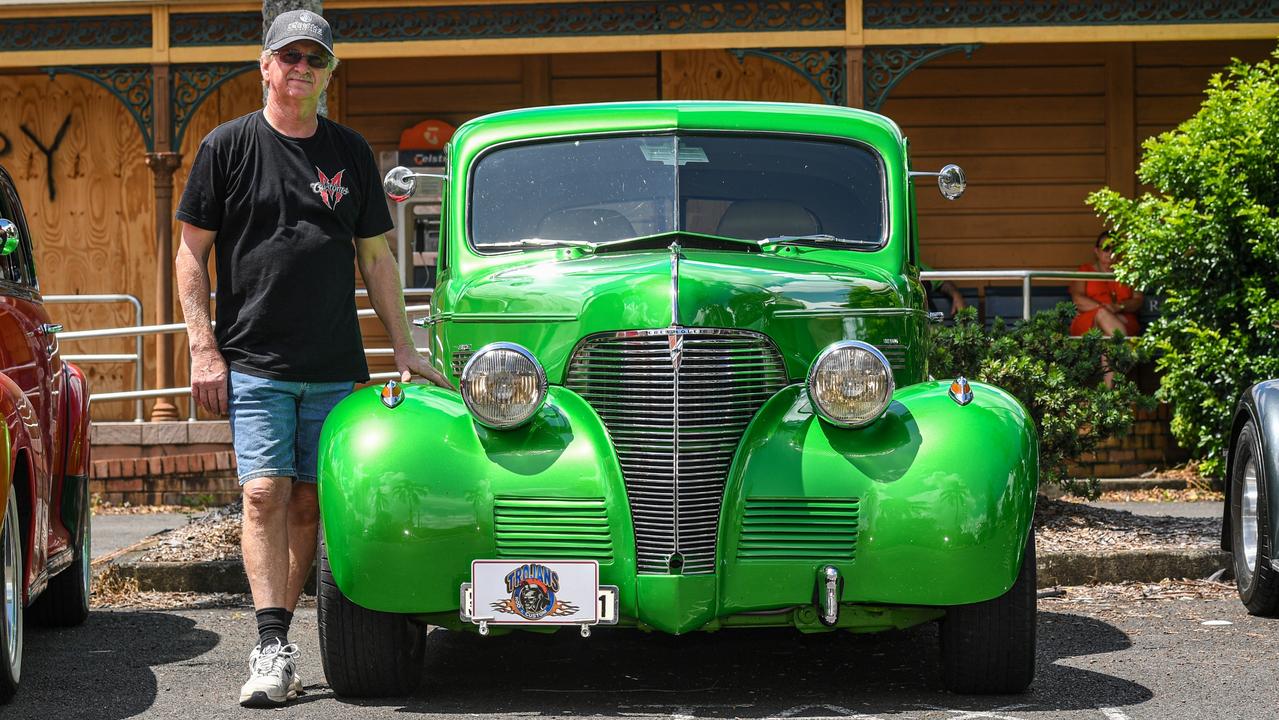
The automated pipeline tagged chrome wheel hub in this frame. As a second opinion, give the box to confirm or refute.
[1242,458,1260,575]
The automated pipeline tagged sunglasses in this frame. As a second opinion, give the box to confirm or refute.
[273,49,332,69]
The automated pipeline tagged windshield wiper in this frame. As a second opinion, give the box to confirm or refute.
[759,234,881,249]
[481,238,597,249]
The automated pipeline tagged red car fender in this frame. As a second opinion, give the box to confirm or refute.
[0,372,39,497]
[0,371,39,601]
[60,362,91,480]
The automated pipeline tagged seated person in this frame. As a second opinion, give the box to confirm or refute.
[1070,230,1143,337]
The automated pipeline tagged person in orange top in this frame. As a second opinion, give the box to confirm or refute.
[1070,230,1144,337]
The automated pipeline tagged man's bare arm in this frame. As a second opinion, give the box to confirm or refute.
[355,234,450,388]
[175,222,229,415]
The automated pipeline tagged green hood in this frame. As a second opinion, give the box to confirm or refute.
[442,247,925,384]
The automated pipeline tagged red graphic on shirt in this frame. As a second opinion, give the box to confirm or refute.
[311,167,350,210]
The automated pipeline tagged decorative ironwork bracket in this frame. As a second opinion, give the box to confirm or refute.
[730,48,846,106]
[863,44,980,112]
[172,63,259,148]
[43,63,259,152]
[45,65,154,151]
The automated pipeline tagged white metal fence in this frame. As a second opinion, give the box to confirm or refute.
[53,288,433,421]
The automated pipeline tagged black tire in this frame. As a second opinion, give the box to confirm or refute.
[939,534,1036,694]
[317,539,424,697]
[0,492,24,704]
[31,478,90,627]
[1230,421,1279,616]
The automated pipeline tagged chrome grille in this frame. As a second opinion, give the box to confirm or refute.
[565,329,788,574]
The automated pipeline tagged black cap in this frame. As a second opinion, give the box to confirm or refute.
[264,10,334,55]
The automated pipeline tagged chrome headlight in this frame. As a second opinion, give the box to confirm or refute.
[460,343,548,429]
[806,341,895,428]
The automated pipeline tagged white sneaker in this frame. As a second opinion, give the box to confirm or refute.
[239,639,302,707]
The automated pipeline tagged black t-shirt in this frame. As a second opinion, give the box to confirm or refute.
[176,110,393,382]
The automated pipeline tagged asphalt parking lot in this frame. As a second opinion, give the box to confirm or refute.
[5,587,1270,720]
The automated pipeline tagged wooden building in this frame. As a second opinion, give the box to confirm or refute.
[0,0,1275,421]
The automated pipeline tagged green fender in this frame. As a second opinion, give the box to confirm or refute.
[719,380,1038,609]
[317,384,635,615]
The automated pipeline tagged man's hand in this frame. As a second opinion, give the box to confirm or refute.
[394,346,451,388]
[191,347,229,416]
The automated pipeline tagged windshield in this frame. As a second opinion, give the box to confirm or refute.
[469,133,886,251]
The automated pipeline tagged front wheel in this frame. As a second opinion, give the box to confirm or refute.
[317,539,424,697]
[1230,421,1279,616]
[1,491,24,703]
[939,534,1036,694]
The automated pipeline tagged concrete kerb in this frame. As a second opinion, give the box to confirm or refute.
[103,547,1232,595]
[99,538,317,595]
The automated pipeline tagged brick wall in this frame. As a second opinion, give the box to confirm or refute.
[1066,402,1190,479]
[90,422,240,506]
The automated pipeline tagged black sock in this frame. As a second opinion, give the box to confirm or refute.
[256,607,293,647]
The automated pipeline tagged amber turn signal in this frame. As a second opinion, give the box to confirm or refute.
[948,377,973,406]
[381,380,405,409]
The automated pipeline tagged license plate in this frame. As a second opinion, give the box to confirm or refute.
[461,560,617,626]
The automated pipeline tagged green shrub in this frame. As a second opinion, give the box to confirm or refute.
[1088,47,1279,477]
[929,304,1153,497]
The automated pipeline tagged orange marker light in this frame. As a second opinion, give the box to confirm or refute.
[948,377,973,406]
[381,380,405,409]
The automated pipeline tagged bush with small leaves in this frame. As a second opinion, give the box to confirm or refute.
[1088,47,1279,477]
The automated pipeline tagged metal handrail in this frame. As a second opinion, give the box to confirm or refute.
[45,293,145,421]
[921,270,1115,321]
[78,302,435,415]
[62,305,433,341]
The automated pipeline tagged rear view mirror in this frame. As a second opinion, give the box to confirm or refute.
[0,219,17,256]
[909,163,967,201]
[382,166,448,203]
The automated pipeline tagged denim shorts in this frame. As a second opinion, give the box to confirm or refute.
[227,369,355,485]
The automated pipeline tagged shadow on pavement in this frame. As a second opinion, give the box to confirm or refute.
[6,610,218,720]
[317,609,1150,717]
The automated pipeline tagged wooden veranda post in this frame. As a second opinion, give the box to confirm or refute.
[145,62,181,421]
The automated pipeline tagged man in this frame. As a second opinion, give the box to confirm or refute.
[174,9,448,708]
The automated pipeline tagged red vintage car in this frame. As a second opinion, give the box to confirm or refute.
[0,164,93,703]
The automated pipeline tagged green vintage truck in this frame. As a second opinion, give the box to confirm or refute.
[316,101,1038,697]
